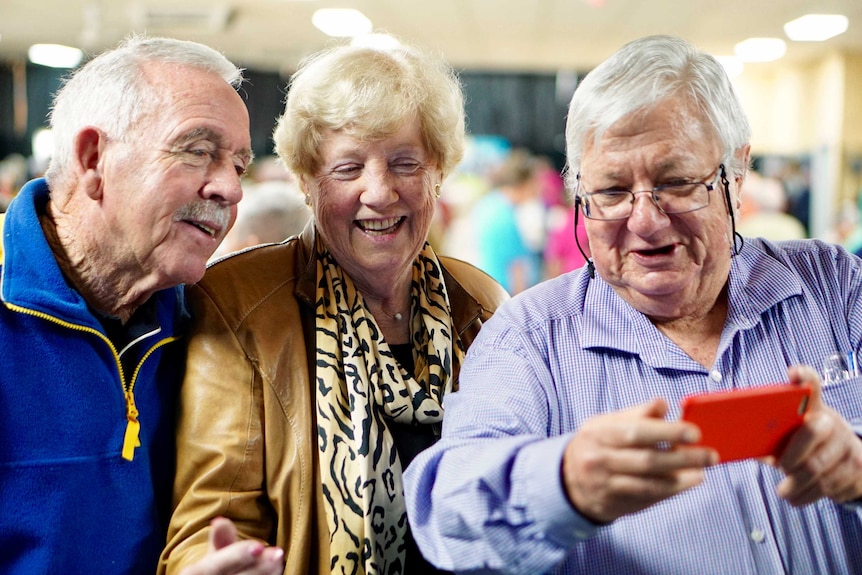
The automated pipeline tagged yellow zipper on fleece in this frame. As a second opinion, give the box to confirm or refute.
[4,301,179,461]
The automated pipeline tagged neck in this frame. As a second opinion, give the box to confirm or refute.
[42,200,150,323]
[361,285,412,346]
[651,288,728,368]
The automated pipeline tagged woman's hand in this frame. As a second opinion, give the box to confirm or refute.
[178,517,284,575]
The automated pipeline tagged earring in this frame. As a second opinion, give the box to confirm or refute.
[434,183,441,198]
[304,193,312,206]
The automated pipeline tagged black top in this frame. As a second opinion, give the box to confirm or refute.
[94,298,160,380]
[388,343,453,575]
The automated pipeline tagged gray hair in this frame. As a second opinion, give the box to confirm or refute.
[45,35,244,187]
[564,35,751,190]
[273,39,465,180]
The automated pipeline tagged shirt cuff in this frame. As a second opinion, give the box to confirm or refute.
[513,432,602,546]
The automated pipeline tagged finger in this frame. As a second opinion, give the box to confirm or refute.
[778,413,862,504]
[636,397,670,419]
[610,419,702,449]
[209,517,239,552]
[600,444,717,476]
[778,411,830,471]
[581,467,707,521]
[776,462,819,503]
[244,547,286,575]
[778,362,835,469]
[787,364,821,409]
[593,401,702,449]
[778,465,860,507]
[178,541,283,575]
[757,455,777,467]
[779,477,824,507]
[779,399,856,477]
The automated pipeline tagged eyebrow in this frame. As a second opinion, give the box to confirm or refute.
[172,127,254,166]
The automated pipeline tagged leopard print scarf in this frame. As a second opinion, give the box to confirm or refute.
[314,235,464,574]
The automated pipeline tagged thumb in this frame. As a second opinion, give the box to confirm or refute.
[787,364,820,411]
[208,517,239,553]
[630,397,670,420]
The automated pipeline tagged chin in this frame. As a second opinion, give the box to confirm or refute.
[170,259,208,286]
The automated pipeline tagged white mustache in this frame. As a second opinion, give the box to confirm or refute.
[173,201,231,234]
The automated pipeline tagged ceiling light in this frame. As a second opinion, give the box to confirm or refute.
[784,14,849,42]
[734,37,786,63]
[350,33,401,50]
[28,44,84,68]
[312,8,372,37]
[716,56,743,78]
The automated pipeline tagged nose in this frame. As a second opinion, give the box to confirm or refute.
[202,158,244,207]
[626,190,667,231]
[360,167,398,208]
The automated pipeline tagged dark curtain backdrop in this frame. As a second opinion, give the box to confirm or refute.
[460,71,571,170]
[0,61,578,174]
[0,62,67,159]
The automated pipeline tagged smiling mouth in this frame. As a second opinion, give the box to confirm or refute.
[174,202,229,240]
[636,245,675,256]
[184,220,219,238]
[356,216,405,235]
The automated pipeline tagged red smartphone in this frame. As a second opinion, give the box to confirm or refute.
[680,384,811,463]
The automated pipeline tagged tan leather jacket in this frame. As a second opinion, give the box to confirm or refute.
[160,225,509,574]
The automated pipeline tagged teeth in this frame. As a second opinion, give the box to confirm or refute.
[360,217,401,231]
[191,221,216,237]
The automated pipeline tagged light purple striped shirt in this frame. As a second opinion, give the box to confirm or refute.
[405,237,862,575]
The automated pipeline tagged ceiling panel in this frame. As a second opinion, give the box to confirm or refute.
[0,0,860,74]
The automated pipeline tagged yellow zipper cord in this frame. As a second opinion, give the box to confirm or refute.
[123,334,180,461]
[4,301,179,461]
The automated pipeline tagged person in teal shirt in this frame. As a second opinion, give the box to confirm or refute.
[473,148,542,294]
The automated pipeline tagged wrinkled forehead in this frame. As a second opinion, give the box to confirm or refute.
[580,97,720,169]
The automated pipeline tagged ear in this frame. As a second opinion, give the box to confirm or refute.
[73,127,108,200]
[733,144,751,183]
[731,144,751,210]
[298,175,314,206]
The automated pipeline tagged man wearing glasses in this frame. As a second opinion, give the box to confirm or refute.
[404,35,862,574]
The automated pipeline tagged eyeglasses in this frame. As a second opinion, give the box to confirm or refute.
[576,168,722,221]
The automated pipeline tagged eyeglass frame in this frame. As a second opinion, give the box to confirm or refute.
[574,167,723,221]
[570,163,743,278]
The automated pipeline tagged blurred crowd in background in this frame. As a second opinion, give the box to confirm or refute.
[5,136,862,293]
[429,137,817,294]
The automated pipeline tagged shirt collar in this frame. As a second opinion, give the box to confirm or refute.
[579,242,803,366]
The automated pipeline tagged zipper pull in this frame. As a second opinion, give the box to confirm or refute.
[121,390,141,461]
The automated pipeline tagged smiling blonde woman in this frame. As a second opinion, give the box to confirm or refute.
[161,39,509,575]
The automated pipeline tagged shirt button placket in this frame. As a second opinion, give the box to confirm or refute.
[750,528,766,543]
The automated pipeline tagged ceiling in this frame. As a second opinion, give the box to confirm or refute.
[2,0,862,75]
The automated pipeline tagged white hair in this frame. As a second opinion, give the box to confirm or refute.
[564,35,751,190]
[45,35,244,187]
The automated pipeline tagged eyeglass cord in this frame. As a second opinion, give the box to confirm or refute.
[574,162,745,281]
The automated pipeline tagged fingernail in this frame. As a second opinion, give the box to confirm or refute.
[249,542,264,557]
[683,428,699,443]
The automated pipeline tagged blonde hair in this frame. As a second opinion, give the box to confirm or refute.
[273,40,465,179]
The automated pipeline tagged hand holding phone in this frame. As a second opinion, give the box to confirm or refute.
[680,384,811,463]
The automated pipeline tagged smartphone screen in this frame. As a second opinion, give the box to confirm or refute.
[680,384,811,463]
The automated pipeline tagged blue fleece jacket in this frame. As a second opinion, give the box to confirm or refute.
[0,179,189,574]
